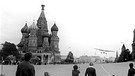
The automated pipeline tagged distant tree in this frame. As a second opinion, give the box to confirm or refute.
[124,49,132,61]
[65,51,74,63]
[117,49,132,62]
[117,50,124,62]
[1,41,20,60]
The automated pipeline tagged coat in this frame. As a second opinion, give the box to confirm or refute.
[72,70,80,76]
[85,66,96,76]
[128,68,135,76]
[16,61,35,76]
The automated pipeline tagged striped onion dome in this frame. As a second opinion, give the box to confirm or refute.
[21,23,29,33]
[29,22,38,30]
[51,23,58,31]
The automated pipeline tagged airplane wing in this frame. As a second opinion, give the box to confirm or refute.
[94,48,115,52]
[94,48,104,51]
[103,50,115,52]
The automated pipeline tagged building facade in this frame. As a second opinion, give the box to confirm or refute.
[17,4,61,64]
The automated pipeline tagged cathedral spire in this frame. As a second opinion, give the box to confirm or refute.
[41,4,45,10]
[39,4,45,18]
[37,4,48,30]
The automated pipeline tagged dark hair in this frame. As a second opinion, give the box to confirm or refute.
[129,63,133,68]
[24,52,32,61]
[89,62,93,66]
[73,65,78,70]
[44,72,50,76]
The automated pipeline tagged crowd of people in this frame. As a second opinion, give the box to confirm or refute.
[15,52,135,76]
[15,52,97,76]
[72,62,96,76]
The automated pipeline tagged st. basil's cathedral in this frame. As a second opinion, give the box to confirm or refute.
[17,4,61,64]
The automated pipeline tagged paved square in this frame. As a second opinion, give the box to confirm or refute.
[0,62,132,76]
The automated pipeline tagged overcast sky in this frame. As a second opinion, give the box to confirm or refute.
[1,0,135,58]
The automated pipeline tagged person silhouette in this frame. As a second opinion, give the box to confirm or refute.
[72,65,80,76]
[128,63,135,76]
[44,72,50,76]
[16,52,35,76]
[85,62,96,76]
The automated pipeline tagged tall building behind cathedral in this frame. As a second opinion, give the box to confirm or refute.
[132,29,135,60]
[17,4,61,64]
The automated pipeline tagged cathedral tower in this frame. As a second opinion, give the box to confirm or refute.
[28,21,38,52]
[50,23,60,53]
[18,23,29,52]
[37,4,49,47]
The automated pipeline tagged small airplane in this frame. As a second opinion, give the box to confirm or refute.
[94,48,115,54]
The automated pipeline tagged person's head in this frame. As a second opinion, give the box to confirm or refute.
[129,63,133,68]
[73,65,78,70]
[44,72,50,76]
[89,62,93,66]
[24,52,32,61]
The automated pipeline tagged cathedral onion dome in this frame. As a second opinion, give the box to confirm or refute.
[51,23,58,31]
[43,32,50,37]
[21,23,29,33]
[29,22,38,30]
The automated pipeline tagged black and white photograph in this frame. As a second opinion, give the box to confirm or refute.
[1,0,135,76]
